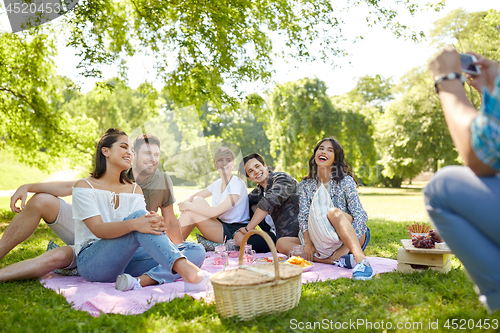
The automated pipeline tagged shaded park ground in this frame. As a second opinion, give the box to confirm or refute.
[1,183,500,333]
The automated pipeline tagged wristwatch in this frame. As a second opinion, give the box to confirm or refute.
[434,72,465,93]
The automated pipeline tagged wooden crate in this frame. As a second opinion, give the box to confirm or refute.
[397,239,452,273]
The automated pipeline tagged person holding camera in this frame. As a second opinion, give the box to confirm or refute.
[425,46,500,312]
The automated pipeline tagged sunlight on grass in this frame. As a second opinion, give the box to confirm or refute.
[359,187,430,223]
[0,151,50,191]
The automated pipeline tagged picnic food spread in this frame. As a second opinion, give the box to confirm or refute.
[255,255,287,263]
[285,256,313,268]
[406,223,443,249]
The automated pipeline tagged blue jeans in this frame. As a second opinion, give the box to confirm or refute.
[423,166,500,312]
[124,242,205,284]
[77,210,198,283]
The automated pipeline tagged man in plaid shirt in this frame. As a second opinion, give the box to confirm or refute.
[425,46,500,313]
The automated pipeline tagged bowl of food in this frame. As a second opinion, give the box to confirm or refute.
[285,256,314,272]
[411,232,429,239]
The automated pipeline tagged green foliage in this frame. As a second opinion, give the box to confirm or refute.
[376,66,460,180]
[332,75,394,185]
[213,94,274,166]
[374,10,500,183]
[131,105,220,186]
[344,74,394,114]
[61,78,161,136]
[0,31,97,170]
[269,78,341,178]
[63,0,437,108]
[150,96,276,185]
[268,77,376,183]
[428,8,500,108]
[2,0,441,172]
[430,9,500,62]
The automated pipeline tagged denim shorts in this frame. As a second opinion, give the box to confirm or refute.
[220,221,248,239]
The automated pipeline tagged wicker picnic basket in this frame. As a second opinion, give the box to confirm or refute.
[210,229,303,320]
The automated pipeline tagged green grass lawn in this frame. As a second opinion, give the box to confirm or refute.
[1,187,499,332]
[0,151,50,191]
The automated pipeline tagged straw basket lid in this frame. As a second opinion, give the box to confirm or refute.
[210,262,302,286]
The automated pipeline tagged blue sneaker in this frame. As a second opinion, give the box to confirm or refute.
[352,259,373,280]
[335,254,355,269]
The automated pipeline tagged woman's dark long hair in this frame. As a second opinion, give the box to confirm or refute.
[302,137,357,185]
[90,128,132,184]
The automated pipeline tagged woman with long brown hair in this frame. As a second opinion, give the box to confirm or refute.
[277,137,372,280]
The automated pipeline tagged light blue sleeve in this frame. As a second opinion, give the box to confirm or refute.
[470,75,500,170]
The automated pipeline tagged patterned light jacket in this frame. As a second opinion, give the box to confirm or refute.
[471,75,500,170]
[298,174,368,238]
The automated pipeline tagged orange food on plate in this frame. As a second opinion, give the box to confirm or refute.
[256,256,287,263]
[286,256,313,268]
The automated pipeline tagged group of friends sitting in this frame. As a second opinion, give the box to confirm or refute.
[0,132,373,291]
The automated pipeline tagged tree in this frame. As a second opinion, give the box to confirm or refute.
[332,74,400,185]
[60,78,161,136]
[0,31,96,170]
[429,8,500,107]
[64,0,440,108]
[376,67,459,185]
[268,77,376,183]
[375,9,500,186]
[429,9,500,61]
[345,74,394,113]
[201,93,274,166]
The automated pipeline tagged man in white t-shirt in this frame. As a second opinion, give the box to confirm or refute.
[0,134,205,281]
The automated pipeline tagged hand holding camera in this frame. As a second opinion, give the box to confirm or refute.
[462,52,499,95]
[429,46,499,95]
[459,53,481,75]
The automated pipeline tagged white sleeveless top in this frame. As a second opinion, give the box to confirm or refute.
[73,179,147,254]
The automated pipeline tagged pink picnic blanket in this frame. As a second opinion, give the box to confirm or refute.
[40,253,397,317]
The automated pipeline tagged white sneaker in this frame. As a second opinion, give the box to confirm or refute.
[115,273,142,291]
[184,271,212,293]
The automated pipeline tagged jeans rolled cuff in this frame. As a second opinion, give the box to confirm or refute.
[145,272,177,285]
[169,253,187,275]
[146,253,187,285]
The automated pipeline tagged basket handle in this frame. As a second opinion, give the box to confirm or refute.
[239,229,280,284]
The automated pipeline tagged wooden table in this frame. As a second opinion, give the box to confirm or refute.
[397,239,452,273]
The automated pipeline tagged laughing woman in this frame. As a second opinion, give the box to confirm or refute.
[276,137,372,280]
[179,147,250,243]
[74,128,203,291]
